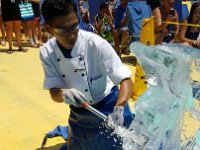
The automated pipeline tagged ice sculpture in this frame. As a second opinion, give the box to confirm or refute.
[120,42,200,150]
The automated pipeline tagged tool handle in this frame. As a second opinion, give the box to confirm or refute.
[79,101,107,121]
[86,105,107,120]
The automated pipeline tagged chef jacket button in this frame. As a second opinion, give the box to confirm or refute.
[82,74,84,77]
[79,57,82,61]
[85,89,88,92]
[62,75,65,77]
[90,100,93,103]
[57,58,61,61]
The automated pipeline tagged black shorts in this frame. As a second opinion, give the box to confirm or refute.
[1,0,21,22]
[31,2,40,18]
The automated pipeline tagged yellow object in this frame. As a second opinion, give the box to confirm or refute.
[131,62,148,101]
[157,21,200,28]
[140,17,155,46]
[182,1,192,12]
[130,17,154,101]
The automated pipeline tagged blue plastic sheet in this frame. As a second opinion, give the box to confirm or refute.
[127,1,152,41]
[173,0,189,22]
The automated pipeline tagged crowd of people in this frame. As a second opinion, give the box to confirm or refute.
[152,0,200,48]
[0,0,41,53]
[79,0,200,51]
[85,0,132,55]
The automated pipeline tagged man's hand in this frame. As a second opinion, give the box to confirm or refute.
[107,106,124,128]
[62,89,85,107]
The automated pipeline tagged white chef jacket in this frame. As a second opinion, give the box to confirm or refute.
[40,30,132,105]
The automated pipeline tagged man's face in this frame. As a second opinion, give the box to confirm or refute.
[48,12,79,49]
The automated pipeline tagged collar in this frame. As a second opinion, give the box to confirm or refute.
[70,30,85,57]
[56,40,72,58]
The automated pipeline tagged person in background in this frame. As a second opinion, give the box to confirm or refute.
[153,0,179,45]
[31,0,41,46]
[40,0,52,43]
[106,0,117,20]
[79,0,87,18]
[174,2,200,49]
[22,0,36,47]
[0,0,5,46]
[40,0,134,149]
[79,0,95,32]
[19,0,39,47]
[1,0,25,53]
[73,0,93,32]
[82,10,95,32]
[94,2,120,54]
[114,0,130,55]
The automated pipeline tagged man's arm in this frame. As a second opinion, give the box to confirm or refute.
[49,88,64,103]
[116,78,133,107]
[107,78,133,127]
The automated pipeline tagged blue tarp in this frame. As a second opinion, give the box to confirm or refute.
[127,1,152,41]
[41,125,68,150]
[173,0,189,22]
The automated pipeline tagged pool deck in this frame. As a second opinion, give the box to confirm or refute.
[0,44,69,150]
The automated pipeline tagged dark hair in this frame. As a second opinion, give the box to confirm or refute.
[187,2,200,24]
[41,0,77,25]
[100,3,109,11]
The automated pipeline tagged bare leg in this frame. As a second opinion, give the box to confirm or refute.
[26,20,36,47]
[5,21,13,53]
[0,16,6,46]
[121,30,130,46]
[22,22,28,40]
[112,29,121,57]
[121,30,130,55]
[13,20,22,50]
[32,18,39,45]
